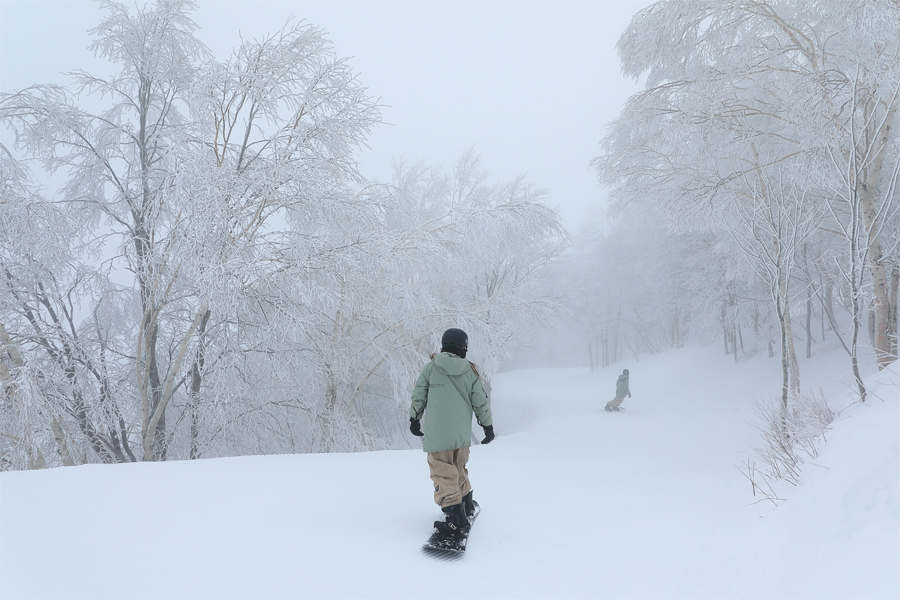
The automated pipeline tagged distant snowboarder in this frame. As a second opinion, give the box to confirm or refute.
[605,368,631,412]
[409,328,494,551]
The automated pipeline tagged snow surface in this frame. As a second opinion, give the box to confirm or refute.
[1,345,897,599]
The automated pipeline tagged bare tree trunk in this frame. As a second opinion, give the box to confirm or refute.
[733,322,738,363]
[868,309,877,348]
[850,293,866,403]
[773,257,802,395]
[806,284,813,359]
[50,420,76,467]
[891,263,899,360]
[824,277,834,332]
[672,310,681,348]
[723,304,730,356]
[141,305,207,461]
[776,291,790,411]
[856,97,897,370]
[188,309,211,460]
[729,284,739,362]
[784,298,801,394]
[612,327,619,365]
[864,225,897,371]
[0,322,49,469]
[848,198,868,402]
[816,277,851,356]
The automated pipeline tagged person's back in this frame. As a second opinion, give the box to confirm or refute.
[409,328,494,541]
[606,368,631,411]
[411,351,491,453]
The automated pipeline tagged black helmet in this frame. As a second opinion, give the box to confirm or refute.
[623,368,629,376]
[441,328,468,358]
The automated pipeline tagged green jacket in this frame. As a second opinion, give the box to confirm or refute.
[616,374,630,399]
[410,352,492,453]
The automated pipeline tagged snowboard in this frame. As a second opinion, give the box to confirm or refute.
[422,503,480,556]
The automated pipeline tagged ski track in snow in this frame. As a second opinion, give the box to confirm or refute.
[1,346,897,599]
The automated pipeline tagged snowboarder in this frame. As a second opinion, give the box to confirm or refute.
[409,328,494,542]
[605,368,631,412]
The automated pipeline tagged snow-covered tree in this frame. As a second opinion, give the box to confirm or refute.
[593,0,899,404]
[1,0,382,466]
[0,2,567,469]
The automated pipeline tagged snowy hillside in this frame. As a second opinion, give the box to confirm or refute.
[1,345,897,599]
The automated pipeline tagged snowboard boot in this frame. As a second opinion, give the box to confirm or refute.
[462,490,479,520]
[434,503,468,538]
[604,404,613,412]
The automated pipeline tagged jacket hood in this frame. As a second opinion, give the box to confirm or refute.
[618,373,629,381]
[433,352,471,376]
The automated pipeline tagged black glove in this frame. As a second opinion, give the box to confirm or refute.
[481,425,495,445]
[409,418,424,437]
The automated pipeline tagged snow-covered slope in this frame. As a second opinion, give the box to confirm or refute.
[1,346,897,599]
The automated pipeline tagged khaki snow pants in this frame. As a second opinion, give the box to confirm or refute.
[426,447,472,508]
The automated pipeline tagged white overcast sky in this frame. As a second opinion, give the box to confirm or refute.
[0,0,651,229]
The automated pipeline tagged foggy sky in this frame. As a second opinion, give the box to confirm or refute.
[0,0,652,229]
